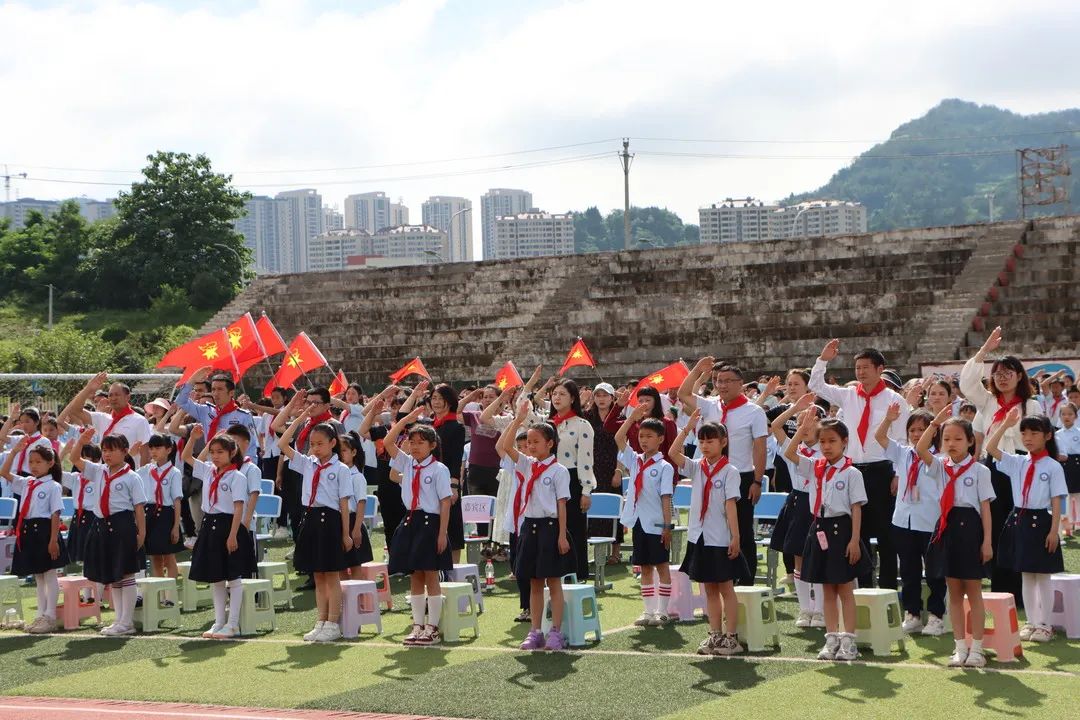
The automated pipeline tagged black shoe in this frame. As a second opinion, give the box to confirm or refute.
[297,577,316,591]
[135,596,143,608]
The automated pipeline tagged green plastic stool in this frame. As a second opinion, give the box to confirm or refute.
[438,582,479,642]
[541,583,603,646]
[133,577,181,632]
[734,585,781,651]
[239,578,275,636]
[176,561,213,613]
[588,538,613,592]
[854,588,906,655]
[257,561,293,609]
[0,574,24,622]
[669,526,687,566]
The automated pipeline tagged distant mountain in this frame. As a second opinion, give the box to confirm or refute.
[784,99,1080,230]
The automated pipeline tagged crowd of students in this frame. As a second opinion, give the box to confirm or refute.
[1,325,1077,663]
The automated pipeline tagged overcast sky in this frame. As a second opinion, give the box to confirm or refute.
[2,0,1077,257]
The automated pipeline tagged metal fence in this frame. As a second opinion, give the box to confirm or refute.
[0,374,182,418]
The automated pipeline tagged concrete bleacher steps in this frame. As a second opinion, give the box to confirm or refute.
[199,217,1080,389]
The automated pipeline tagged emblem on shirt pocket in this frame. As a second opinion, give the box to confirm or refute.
[327,473,336,481]
[835,481,846,491]
[37,491,46,499]
[221,482,230,492]
[543,477,552,485]
[713,480,722,489]
[963,476,974,487]
[423,475,433,485]
[649,469,658,478]
[1039,472,1049,482]
[115,483,124,491]
[85,486,94,495]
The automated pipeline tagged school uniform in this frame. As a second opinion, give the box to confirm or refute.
[343,465,373,567]
[995,452,1067,574]
[339,403,365,435]
[136,462,185,556]
[799,457,873,585]
[678,456,750,584]
[387,453,453,575]
[512,454,577,581]
[499,455,530,610]
[9,434,53,477]
[289,453,354,574]
[9,474,68,576]
[1057,426,1080,494]
[769,440,820,557]
[188,460,253,583]
[62,470,96,562]
[924,456,995,580]
[1041,394,1067,429]
[550,414,595,580]
[882,440,946,618]
[618,447,674,566]
[82,461,148,585]
[237,460,263,576]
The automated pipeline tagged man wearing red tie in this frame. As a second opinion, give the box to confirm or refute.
[810,340,909,589]
[60,372,152,453]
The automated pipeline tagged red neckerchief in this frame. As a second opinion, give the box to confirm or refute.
[549,410,577,428]
[699,456,729,522]
[517,456,555,526]
[296,411,332,450]
[75,473,90,521]
[308,459,334,508]
[432,412,457,430]
[207,400,238,439]
[812,457,852,517]
[150,462,173,507]
[720,394,748,426]
[991,395,1022,427]
[102,406,134,438]
[633,454,660,506]
[208,464,237,509]
[903,448,920,501]
[14,477,43,549]
[100,466,128,518]
[408,456,435,515]
[798,444,815,458]
[1049,395,1064,416]
[510,469,527,530]
[340,408,351,426]
[1019,450,1050,514]
[15,435,42,474]
[856,380,887,448]
[932,456,977,543]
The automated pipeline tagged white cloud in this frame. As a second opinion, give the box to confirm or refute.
[1,0,1076,257]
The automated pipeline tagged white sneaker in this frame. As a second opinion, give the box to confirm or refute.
[1018,623,1035,641]
[183,538,196,550]
[921,615,947,636]
[303,621,326,642]
[633,612,654,627]
[1029,626,1053,643]
[111,624,135,636]
[27,616,55,634]
[948,647,969,667]
[817,632,840,660]
[202,623,224,639]
[810,612,826,628]
[212,625,238,639]
[901,612,924,633]
[273,527,289,539]
[795,611,813,628]
[835,633,859,661]
[964,648,987,668]
[650,612,670,626]
[315,622,342,642]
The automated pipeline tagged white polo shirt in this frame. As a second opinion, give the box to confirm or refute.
[996,452,1068,511]
[10,475,63,519]
[680,456,741,547]
[694,396,767,472]
[513,454,571,519]
[881,440,940,533]
[926,456,994,510]
[390,453,451,515]
[618,448,674,535]
[796,457,867,518]
[290,453,354,511]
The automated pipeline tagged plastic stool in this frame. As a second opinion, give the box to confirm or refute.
[0,536,14,575]
[754,539,779,594]
[239,578,275,636]
[0,574,24,621]
[669,527,687,566]
[963,592,1022,662]
[588,537,613,591]
[56,575,101,630]
[734,585,781,651]
[358,561,393,611]
[541,583,602,646]
[447,563,483,614]
[853,588,906,656]
[1049,573,1080,639]
[133,577,181,632]
[668,569,707,622]
[339,579,382,638]
[438,582,479,642]
[257,561,293,609]
[176,561,213,613]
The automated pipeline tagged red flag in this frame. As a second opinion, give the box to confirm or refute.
[493,361,523,392]
[166,329,235,385]
[558,338,596,375]
[329,369,349,397]
[389,357,431,383]
[263,333,329,396]
[236,314,289,378]
[628,361,690,405]
[220,313,259,380]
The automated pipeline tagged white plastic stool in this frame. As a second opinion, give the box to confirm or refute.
[340,579,382,638]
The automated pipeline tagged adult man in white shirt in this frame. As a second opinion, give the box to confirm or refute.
[60,371,152,452]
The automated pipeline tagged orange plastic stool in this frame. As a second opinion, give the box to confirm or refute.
[358,561,393,610]
[963,591,1023,662]
[56,576,102,630]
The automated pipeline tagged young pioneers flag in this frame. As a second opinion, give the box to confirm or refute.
[263,333,329,395]
[558,338,596,376]
[628,361,690,405]
[329,369,349,397]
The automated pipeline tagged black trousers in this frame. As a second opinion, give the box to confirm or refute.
[282,467,304,536]
[855,460,898,589]
[892,525,946,617]
[467,464,500,537]
[737,471,758,585]
[567,469,589,580]
[986,458,1021,602]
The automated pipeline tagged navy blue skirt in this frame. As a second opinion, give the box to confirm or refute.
[680,536,750,584]
[514,517,577,581]
[1063,455,1080,494]
[11,518,69,576]
[926,506,988,580]
[771,490,812,556]
[631,520,670,566]
[189,512,252,583]
[66,510,95,563]
[998,508,1065,574]
[388,510,452,575]
[801,514,872,585]
[83,510,141,585]
[295,506,349,574]
[342,512,374,567]
[144,504,185,556]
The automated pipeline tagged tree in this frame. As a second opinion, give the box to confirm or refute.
[88,151,252,308]
[573,206,699,253]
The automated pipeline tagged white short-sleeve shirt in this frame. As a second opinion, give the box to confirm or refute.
[781,439,821,492]
[191,459,247,515]
[89,410,152,449]
[927,456,995,510]
[1057,426,1080,456]
[390,453,451,515]
[499,455,525,532]
[797,457,867,518]
[346,466,366,513]
[695,397,767,472]
[8,435,53,476]
[136,462,184,507]
[513,454,571,519]
[81,461,148,518]
[881,440,941,533]
[618,448,673,535]
[10,475,63,519]
[995,452,1068,511]
[288,453,354,511]
[680,456,741,547]
[62,470,96,514]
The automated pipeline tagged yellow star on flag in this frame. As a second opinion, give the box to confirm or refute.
[199,341,219,360]
[571,350,583,359]
[650,374,664,385]
[227,327,244,350]
[286,350,303,368]
[497,377,508,390]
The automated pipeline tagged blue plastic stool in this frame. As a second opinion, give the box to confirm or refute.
[541,582,602,646]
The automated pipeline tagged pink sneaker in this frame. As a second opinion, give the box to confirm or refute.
[544,627,567,651]
[519,630,545,650]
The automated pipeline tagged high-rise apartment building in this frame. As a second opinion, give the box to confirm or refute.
[480,188,532,260]
[421,196,473,262]
[491,211,574,260]
[344,191,392,234]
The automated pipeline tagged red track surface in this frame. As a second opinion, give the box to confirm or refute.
[0,697,457,720]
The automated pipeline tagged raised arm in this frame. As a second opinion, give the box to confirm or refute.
[615,403,647,452]
[917,407,951,466]
[271,389,306,435]
[755,376,781,407]
[358,398,384,441]
[58,371,107,427]
[69,427,94,472]
[182,425,204,465]
[397,381,429,416]
[383,407,424,460]
[875,402,902,452]
[960,326,1001,410]
[277,406,312,460]
[668,407,700,468]
[480,385,515,427]
[808,339,846,405]
[495,400,530,464]
[985,406,1020,462]
[0,436,27,481]
[770,393,815,442]
[0,402,20,448]
[783,409,815,464]
[678,356,714,413]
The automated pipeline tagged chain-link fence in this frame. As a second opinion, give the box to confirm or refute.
[0,374,182,418]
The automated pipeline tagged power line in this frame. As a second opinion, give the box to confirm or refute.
[631,128,1080,145]
[635,148,1038,161]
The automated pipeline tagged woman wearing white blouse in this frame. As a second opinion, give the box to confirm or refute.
[959,326,1042,598]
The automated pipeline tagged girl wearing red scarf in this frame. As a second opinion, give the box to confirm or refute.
[427,384,466,563]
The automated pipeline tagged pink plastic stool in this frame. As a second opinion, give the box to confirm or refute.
[358,561,393,610]
[339,579,382,638]
[963,592,1023,662]
[1049,573,1080,639]
[56,575,102,630]
[668,569,708,622]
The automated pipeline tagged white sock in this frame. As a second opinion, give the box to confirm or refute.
[641,584,656,614]
[955,638,967,653]
[95,583,105,606]
[35,577,46,617]
[658,583,671,614]
[1031,572,1053,627]
[120,582,137,628]
[427,594,444,627]
[212,582,228,628]
[410,594,425,627]
[812,584,825,613]
[227,579,243,629]
[1022,573,1038,625]
[971,638,983,653]
[43,570,59,619]
[794,574,810,611]
[110,582,125,626]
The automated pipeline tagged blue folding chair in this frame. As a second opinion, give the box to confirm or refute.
[586,493,623,592]
[0,496,16,521]
[260,479,275,496]
[362,494,379,530]
[253,494,282,561]
[753,491,788,593]
[61,497,77,521]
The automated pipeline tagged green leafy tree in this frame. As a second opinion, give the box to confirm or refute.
[13,326,117,373]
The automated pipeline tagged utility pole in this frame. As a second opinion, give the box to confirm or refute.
[2,165,27,203]
[620,138,634,249]
[986,192,995,223]
[47,284,53,330]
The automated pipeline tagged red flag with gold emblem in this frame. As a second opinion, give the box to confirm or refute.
[263,333,329,395]
[389,357,431,383]
[329,369,349,397]
[558,338,596,375]
[628,361,690,405]
[493,361,523,392]
[219,313,259,380]
[166,329,236,385]
[236,314,288,378]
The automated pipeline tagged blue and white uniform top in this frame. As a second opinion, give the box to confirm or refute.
[5,434,54,477]
[390,453,451,515]
[796,456,867,518]
[512,454,571,520]
[618,448,673,535]
[346,466,366,513]
[1041,394,1067,428]
[679,456,742,547]
[926,455,995,510]
[62,470,95,512]
[339,403,365,435]
[780,439,821,492]
[1057,425,1080,456]
[499,455,525,533]
[175,384,260,459]
[10,474,63,519]
[191,459,247,515]
[237,460,263,521]
[81,461,148,518]
[288,453,354,511]
[995,452,1068,511]
[881,439,941,533]
[135,462,184,507]
[258,415,280,459]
